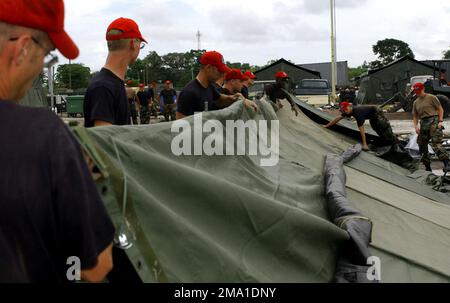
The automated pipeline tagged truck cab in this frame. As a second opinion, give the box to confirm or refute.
[294,79,331,106]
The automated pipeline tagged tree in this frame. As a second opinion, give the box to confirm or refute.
[443,47,450,59]
[126,49,260,88]
[348,65,368,81]
[126,58,147,84]
[55,63,91,89]
[370,38,415,68]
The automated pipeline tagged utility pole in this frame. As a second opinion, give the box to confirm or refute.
[69,59,72,90]
[196,30,201,50]
[45,56,58,113]
[330,0,337,104]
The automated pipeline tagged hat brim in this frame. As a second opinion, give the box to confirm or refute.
[48,30,79,60]
[218,64,232,74]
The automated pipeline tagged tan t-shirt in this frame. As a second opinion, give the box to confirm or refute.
[412,93,440,119]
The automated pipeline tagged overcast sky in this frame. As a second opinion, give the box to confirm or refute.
[62,0,450,72]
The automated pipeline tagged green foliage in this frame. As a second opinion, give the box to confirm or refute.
[55,63,91,89]
[370,38,415,68]
[348,65,368,81]
[443,47,450,59]
[126,49,205,87]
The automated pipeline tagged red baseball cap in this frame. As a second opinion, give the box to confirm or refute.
[139,83,145,88]
[413,82,425,93]
[0,0,79,60]
[225,69,245,81]
[106,17,147,43]
[200,51,232,74]
[275,71,289,79]
[244,71,257,79]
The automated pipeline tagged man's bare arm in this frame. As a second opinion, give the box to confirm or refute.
[324,116,343,128]
[81,243,113,283]
[412,111,420,135]
[94,120,113,127]
[359,125,369,150]
[176,112,186,120]
[214,94,238,108]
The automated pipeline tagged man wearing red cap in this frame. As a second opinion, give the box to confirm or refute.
[241,71,257,99]
[159,80,178,122]
[176,51,239,119]
[412,83,449,172]
[84,17,147,127]
[219,69,257,111]
[324,102,397,151]
[264,71,298,116]
[0,0,114,282]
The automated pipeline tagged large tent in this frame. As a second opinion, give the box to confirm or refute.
[71,96,450,283]
[356,56,438,104]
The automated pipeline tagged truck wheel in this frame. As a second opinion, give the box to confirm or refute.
[437,95,450,118]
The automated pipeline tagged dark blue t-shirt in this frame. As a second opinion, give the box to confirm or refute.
[84,68,130,127]
[137,91,149,107]
[342,106,378,127]
[241,86,249,99]
[0,101,115,282]
[177,79,221,116]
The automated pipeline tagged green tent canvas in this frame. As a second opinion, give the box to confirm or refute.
[72,97,450,283]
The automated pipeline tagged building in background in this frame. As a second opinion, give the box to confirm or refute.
[254,58,321,90]
[356,56,439,104]
[299,61,349,87]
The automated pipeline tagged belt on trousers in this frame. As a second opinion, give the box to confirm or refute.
[421,115,438,121]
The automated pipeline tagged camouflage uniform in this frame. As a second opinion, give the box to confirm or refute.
[163,104,176,122]
[417,116,449,166]
[129,98,138,125]
[140,106,150,125]
[369,108,397,145]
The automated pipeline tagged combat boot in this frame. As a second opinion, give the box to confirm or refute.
[425,163,432,172]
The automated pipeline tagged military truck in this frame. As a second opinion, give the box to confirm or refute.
[381,75,450,118]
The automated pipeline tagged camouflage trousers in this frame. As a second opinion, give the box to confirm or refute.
[140,107,150,125]
[150,102,159,118]
[417,116,449,166]
[129,100,138,125]
[162,104,176,122]
[369,109,397,146]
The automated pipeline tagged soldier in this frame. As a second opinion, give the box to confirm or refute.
[147,80,159,119]
[126,80,138,125]
[324,102,397,151]
[84,17,147,127]
[241,70,257,99]
[219,69,257,111]
[137,83,150,124]
[0,0,114,282]
[176,50,238,119]
[412,82,450,172]
[159,80,177,122]
[264,71,299,116]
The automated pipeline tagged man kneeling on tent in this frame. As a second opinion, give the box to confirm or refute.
[324,102,397,151]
